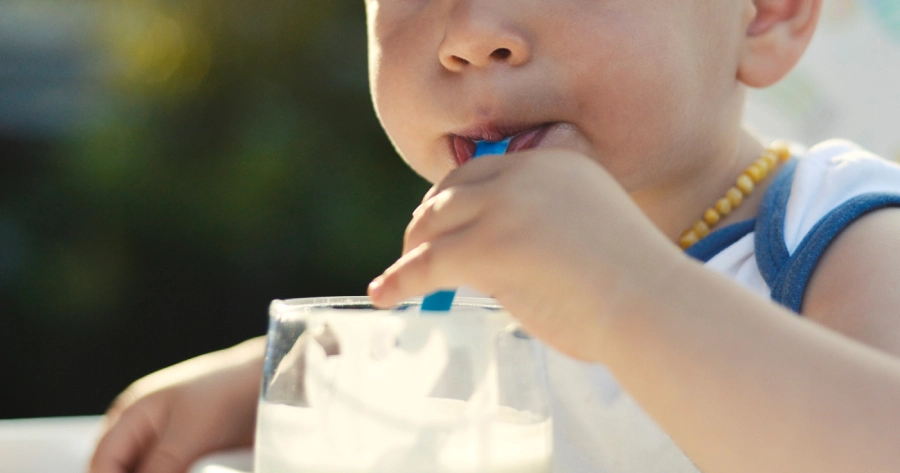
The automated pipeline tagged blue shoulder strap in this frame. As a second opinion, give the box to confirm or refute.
[754,158,900,313]
[754,158,799,289]
[685,219,756,263]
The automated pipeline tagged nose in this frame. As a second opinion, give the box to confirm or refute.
[438,4,532,72]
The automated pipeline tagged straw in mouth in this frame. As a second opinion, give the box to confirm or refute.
[420,137,512,313]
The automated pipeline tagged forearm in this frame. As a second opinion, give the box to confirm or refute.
[602,257,900,473]
[129,336,267,402]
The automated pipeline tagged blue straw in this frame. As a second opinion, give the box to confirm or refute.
[420,137,512,312]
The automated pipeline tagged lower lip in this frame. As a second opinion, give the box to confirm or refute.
[451,124,554,166]
[452,136,477,166]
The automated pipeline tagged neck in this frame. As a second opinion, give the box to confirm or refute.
[632,130,768,244]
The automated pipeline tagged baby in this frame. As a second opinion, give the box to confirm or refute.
[91,0,900,472]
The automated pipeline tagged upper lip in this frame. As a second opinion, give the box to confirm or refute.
[451,122,551,142]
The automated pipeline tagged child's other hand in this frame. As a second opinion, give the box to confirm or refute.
[369,150,685,362]
[90,337,265,473]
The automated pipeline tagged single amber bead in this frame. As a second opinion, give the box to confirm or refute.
[726,187,744,206]
[680,230,700,249]
[771,141,791,161]
[703,208,721,226]
[736,174,755,194]
[715,198,733,216]
[761,151,779,168]
[693,220,711,238]
[755,157,771,174]
[745,164,765,183]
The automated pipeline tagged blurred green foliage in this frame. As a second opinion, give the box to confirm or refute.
[0,0,429,417]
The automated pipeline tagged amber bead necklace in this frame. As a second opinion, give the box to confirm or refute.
[679,142,792,250]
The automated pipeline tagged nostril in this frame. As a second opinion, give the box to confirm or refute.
[491,48,512,61]
[451,55,470,66]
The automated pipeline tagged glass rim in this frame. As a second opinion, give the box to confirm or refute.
[269,296,505,318]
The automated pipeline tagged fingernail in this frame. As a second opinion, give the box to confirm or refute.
[412,204,424,217]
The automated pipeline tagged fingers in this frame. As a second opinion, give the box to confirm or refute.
[408,154,516,254]
[372,154,522,306]
[90,404,160,473]
[421,153,512,204]
[135,444,191,473]
[406,184,489,255]
[103,390,137,432]
[370,230,473,308]
[374,155,520,306]
[91,405,195,473]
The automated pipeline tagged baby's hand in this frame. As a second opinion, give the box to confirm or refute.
[90,337,265,473]
[369,150,685,362]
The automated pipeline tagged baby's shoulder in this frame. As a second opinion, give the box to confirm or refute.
[751,139,900,311]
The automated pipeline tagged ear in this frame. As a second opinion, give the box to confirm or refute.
[737,0,823,88]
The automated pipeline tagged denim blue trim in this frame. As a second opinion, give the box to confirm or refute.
[754,158,799,291]
[771,193,900,313]
[686,219,756,263]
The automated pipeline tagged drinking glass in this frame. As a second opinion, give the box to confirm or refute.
[255,296,552,473]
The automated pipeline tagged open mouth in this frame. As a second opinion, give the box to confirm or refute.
[450,124,555,166]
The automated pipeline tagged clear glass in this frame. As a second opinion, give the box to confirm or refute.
[255,297,552,473]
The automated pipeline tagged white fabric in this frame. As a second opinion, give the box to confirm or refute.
[549,140,900,473]
[705,233,770,297]
[547,352,700,473]
[783,139,900,253]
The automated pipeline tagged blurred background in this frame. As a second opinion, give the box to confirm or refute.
[1,0,899,419]
[0,0,427,419]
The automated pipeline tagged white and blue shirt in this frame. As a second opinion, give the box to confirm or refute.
[548,140,900,473]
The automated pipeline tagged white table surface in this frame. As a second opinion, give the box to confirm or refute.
[0,416,103,473]
[0,416,252,473]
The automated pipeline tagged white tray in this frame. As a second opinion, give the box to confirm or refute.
[0,416,252,473]
[0,416,103,473]
[188,449,253,473]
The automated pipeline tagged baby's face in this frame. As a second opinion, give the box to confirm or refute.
[366,0,752,190]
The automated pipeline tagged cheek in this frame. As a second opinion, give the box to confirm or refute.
[372,55,444,182]
[565,17,700,161]
[368,33,436,181]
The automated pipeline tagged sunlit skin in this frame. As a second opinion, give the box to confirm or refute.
[363,0,782,358]
[89,1,900,473]
[366,0,764,241]
[364,0,900,472]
